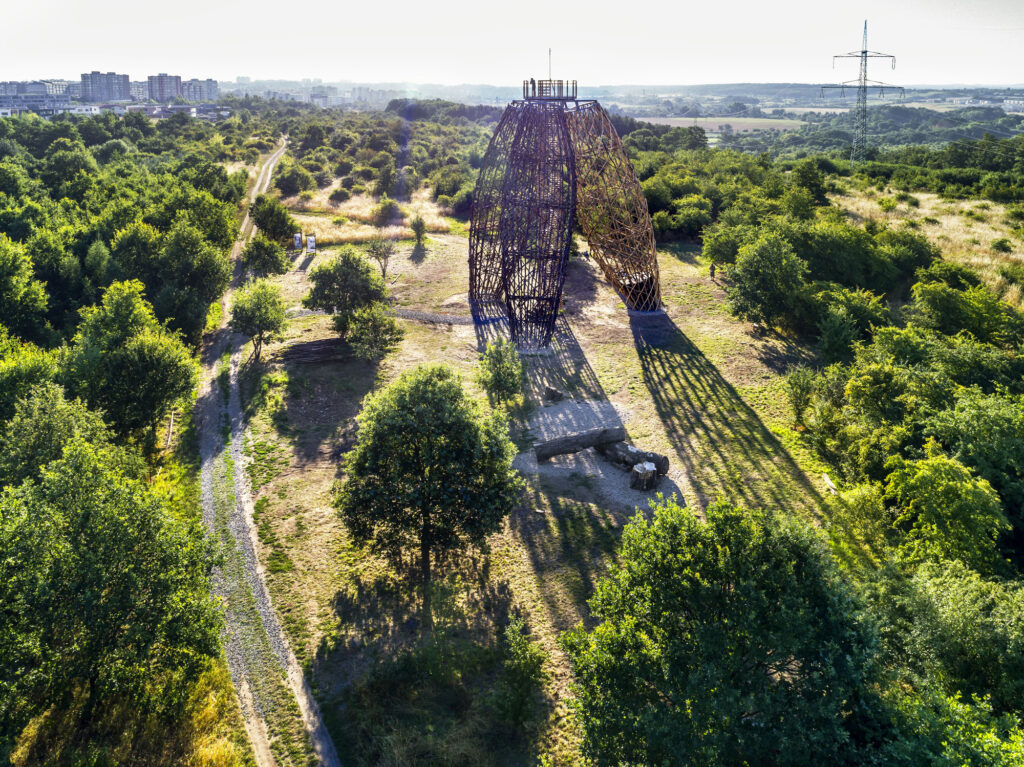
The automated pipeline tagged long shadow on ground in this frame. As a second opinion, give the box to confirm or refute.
[630,311,823,514]
[312,553,538,766]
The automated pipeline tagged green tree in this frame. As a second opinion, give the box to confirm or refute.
[411,213,426,245]
[0,438,219,741]
[347,303,403,361]
[303,247,387,337]
[0,383,113,488]
[65,281,197,438]
[561,497,875,766]
[230,279,286,362]
[926,388,1024,530]
[792,158,827,204]
[274,164,315,197]
[249,194,297,243]
[152,219,231,343]
[864,560,1024,718]
[0,332,59,424]
[476,338,523,403]
[365,234,396,280]
[335,365,521,628]
[110,220,161,279]
[885,447,1009,574]
[726,231,808,327]
[241,234,290,277]
[0,234,47,341]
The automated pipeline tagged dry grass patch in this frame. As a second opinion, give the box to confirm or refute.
[834,187,1024,306]
[288,190,451,244]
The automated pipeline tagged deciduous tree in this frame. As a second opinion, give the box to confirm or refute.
[303,246,387,337]
[335,365,520,628]
[241,234,290,277]
[65,280,197,438]
[561,497,875,766]
[230,279,286,362]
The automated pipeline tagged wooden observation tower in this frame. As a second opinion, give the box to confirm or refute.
[469,79,661,348]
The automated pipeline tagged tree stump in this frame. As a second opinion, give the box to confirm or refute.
[630,461,658,491]
[543,385,567,402]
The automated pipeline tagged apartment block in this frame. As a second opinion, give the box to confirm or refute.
[147,73,182,102]
[81,71,131,102]
[182,78,219,102]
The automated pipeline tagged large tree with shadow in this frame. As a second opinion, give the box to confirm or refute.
[335,364,521,629]
[562,496,878,766]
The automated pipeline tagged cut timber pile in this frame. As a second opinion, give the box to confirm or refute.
[533,426,627,461]
[595,441,670,476]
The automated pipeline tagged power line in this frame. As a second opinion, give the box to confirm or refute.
[822,20,904,165]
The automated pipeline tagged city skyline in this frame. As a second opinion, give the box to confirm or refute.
[3,0,1024,87]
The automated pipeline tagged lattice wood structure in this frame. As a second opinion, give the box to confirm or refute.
[469,80,660,348]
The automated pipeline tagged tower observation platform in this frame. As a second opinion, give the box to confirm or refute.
[522,78,578,100]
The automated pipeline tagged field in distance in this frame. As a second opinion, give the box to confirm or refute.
[640,115,805,132]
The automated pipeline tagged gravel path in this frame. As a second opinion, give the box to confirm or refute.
[286,305,472,325]
[197,141,342,767]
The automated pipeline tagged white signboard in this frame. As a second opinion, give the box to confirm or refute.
[293,233,302,250]
[306,234,316,252]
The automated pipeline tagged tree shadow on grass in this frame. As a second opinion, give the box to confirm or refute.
[313,553,547,767]
[630,311,823,516]
[508,475,635,632]
[409,243,428,264]
[243,348,382,467]
[753,330,818,374]
[657,240,702,265]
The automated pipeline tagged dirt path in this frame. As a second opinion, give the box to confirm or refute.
[196,140,342,767]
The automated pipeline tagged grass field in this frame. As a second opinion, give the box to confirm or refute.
[230,189,828,764]
[641,116,806,132]
[831,183,1024,306]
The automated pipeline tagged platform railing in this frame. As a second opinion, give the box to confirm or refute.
[522,79,577,100]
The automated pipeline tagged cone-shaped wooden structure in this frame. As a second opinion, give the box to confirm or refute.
[469,80,661,348]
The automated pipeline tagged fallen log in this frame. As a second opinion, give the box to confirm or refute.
[533,426,627,462]
[595,441,670,476]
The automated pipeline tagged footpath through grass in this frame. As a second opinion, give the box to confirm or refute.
[229,215,830,764]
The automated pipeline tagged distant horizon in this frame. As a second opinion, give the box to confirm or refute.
[5,0,1023,87]
[8,75,1024,93]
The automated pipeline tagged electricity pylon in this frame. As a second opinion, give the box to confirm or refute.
[822,21,904,164]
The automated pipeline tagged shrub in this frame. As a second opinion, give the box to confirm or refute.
[818,308,859,363]
[786,365,816,426]
[998,262,1024,286]
[450,187,473,218]
[241,235,289,277]
[274,164,316,197]
[476,338,523,402]
[372,195,402,226]
[347,303,403,360]
[329,187,351,204]
[492,617,548,727]
[991,237,1013,253]
[411,214,426,245]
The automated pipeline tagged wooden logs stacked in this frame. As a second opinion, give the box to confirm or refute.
[595,441,669,476]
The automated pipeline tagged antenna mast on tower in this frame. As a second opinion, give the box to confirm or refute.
[821,21,904,164]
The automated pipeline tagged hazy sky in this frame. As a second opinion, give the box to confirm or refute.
[4,0,1023,87]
